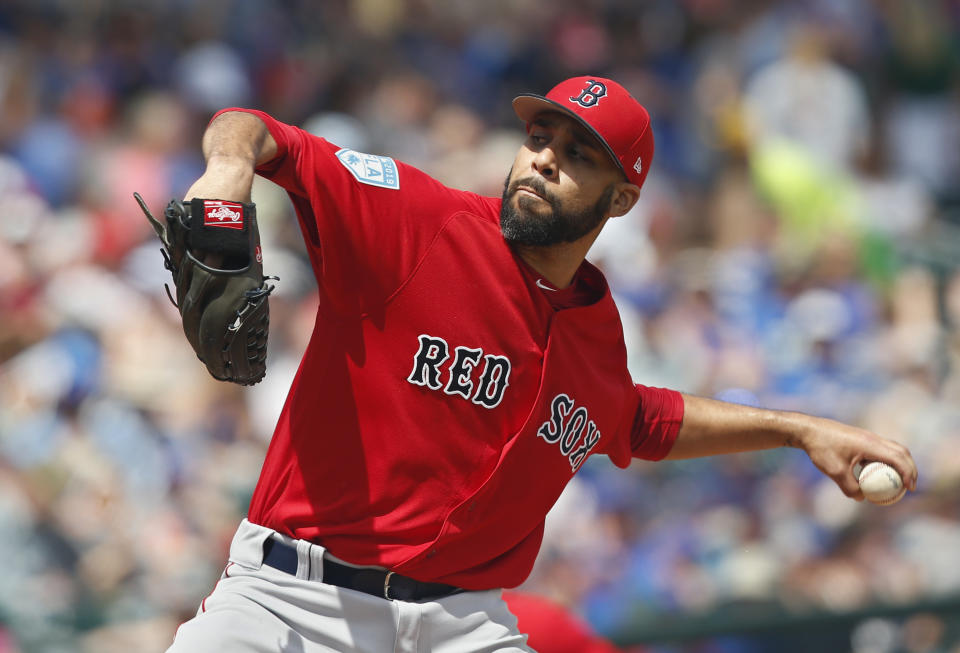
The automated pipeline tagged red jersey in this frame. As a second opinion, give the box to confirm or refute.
[222,109,684,590]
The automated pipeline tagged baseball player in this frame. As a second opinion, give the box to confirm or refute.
[162,76,918,652]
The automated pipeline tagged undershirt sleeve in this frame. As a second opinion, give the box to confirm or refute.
[630,385,684,461]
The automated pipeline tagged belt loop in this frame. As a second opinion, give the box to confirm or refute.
[307,542,326,582]
[383,571,395,600]
[295,539,312,580]
[228,518,272,570]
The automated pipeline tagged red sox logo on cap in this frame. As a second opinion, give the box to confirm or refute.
[569,79,607,108]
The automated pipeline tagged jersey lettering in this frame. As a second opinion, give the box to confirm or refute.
[569,80,607,108]
[472,355,511,409]
[335,148,400,189]
[537,393,574,444]
[407,335,511,409]
[444,346,483,399]
[407,335,450,389]
[537,393,602,471]
[559,406,588,455]
[569,423,601,471]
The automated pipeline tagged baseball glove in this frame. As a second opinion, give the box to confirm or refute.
[134,193,276,386]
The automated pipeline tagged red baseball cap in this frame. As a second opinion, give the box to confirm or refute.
[513,76,654,189]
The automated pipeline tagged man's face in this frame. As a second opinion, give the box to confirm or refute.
[500,112,623,247]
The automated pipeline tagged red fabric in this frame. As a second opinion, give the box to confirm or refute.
[504,591,620,653]
[214,108,681,589]
[631,384,684,461]
[516,258,605,311]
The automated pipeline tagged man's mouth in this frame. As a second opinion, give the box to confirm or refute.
[516,185,545,201]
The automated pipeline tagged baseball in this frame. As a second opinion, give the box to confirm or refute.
[858,462,906,505]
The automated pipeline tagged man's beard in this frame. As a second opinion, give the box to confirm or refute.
[499,173,614,247]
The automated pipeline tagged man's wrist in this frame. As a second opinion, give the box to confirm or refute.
[773,410,813,450]
[205,153,256,177]
[188,156,256,202]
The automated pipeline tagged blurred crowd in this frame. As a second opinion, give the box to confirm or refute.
[1,0,959,651]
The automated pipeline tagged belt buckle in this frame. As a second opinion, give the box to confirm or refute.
[383,571,395,600]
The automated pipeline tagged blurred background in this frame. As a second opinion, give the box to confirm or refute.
[1,0,959,651]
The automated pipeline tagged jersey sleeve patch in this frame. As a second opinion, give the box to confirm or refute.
[335,148,400,189]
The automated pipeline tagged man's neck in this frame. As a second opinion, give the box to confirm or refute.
[511,221,606,289]
[513,244,582,288]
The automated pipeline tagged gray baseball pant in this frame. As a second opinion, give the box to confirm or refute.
[167,519,534,652]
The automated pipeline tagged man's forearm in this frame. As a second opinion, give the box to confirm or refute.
[665,393,917,498]
[665,394,809,460]
[185,110,278,203]
[202,110,277,168]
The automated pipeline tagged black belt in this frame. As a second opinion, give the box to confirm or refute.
[261,538,463,602]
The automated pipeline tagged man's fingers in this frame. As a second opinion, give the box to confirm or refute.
[838,464,866,500]
[884,447,918,493]
[855,456,917,496]
[891,459,917,492]
[902,454,919,492]
[860,437,918,494]
[900,462,918,492]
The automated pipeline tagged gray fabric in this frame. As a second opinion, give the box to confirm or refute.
[167,520,535,653]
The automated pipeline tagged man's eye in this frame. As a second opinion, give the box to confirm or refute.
[569,146,586,160]
[530,133,547,145]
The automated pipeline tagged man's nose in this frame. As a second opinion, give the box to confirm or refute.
[531,147,558,180]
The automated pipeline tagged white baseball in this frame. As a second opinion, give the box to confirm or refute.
[858,462,906,505]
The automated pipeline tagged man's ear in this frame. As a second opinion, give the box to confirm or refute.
[608,183,641,218]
